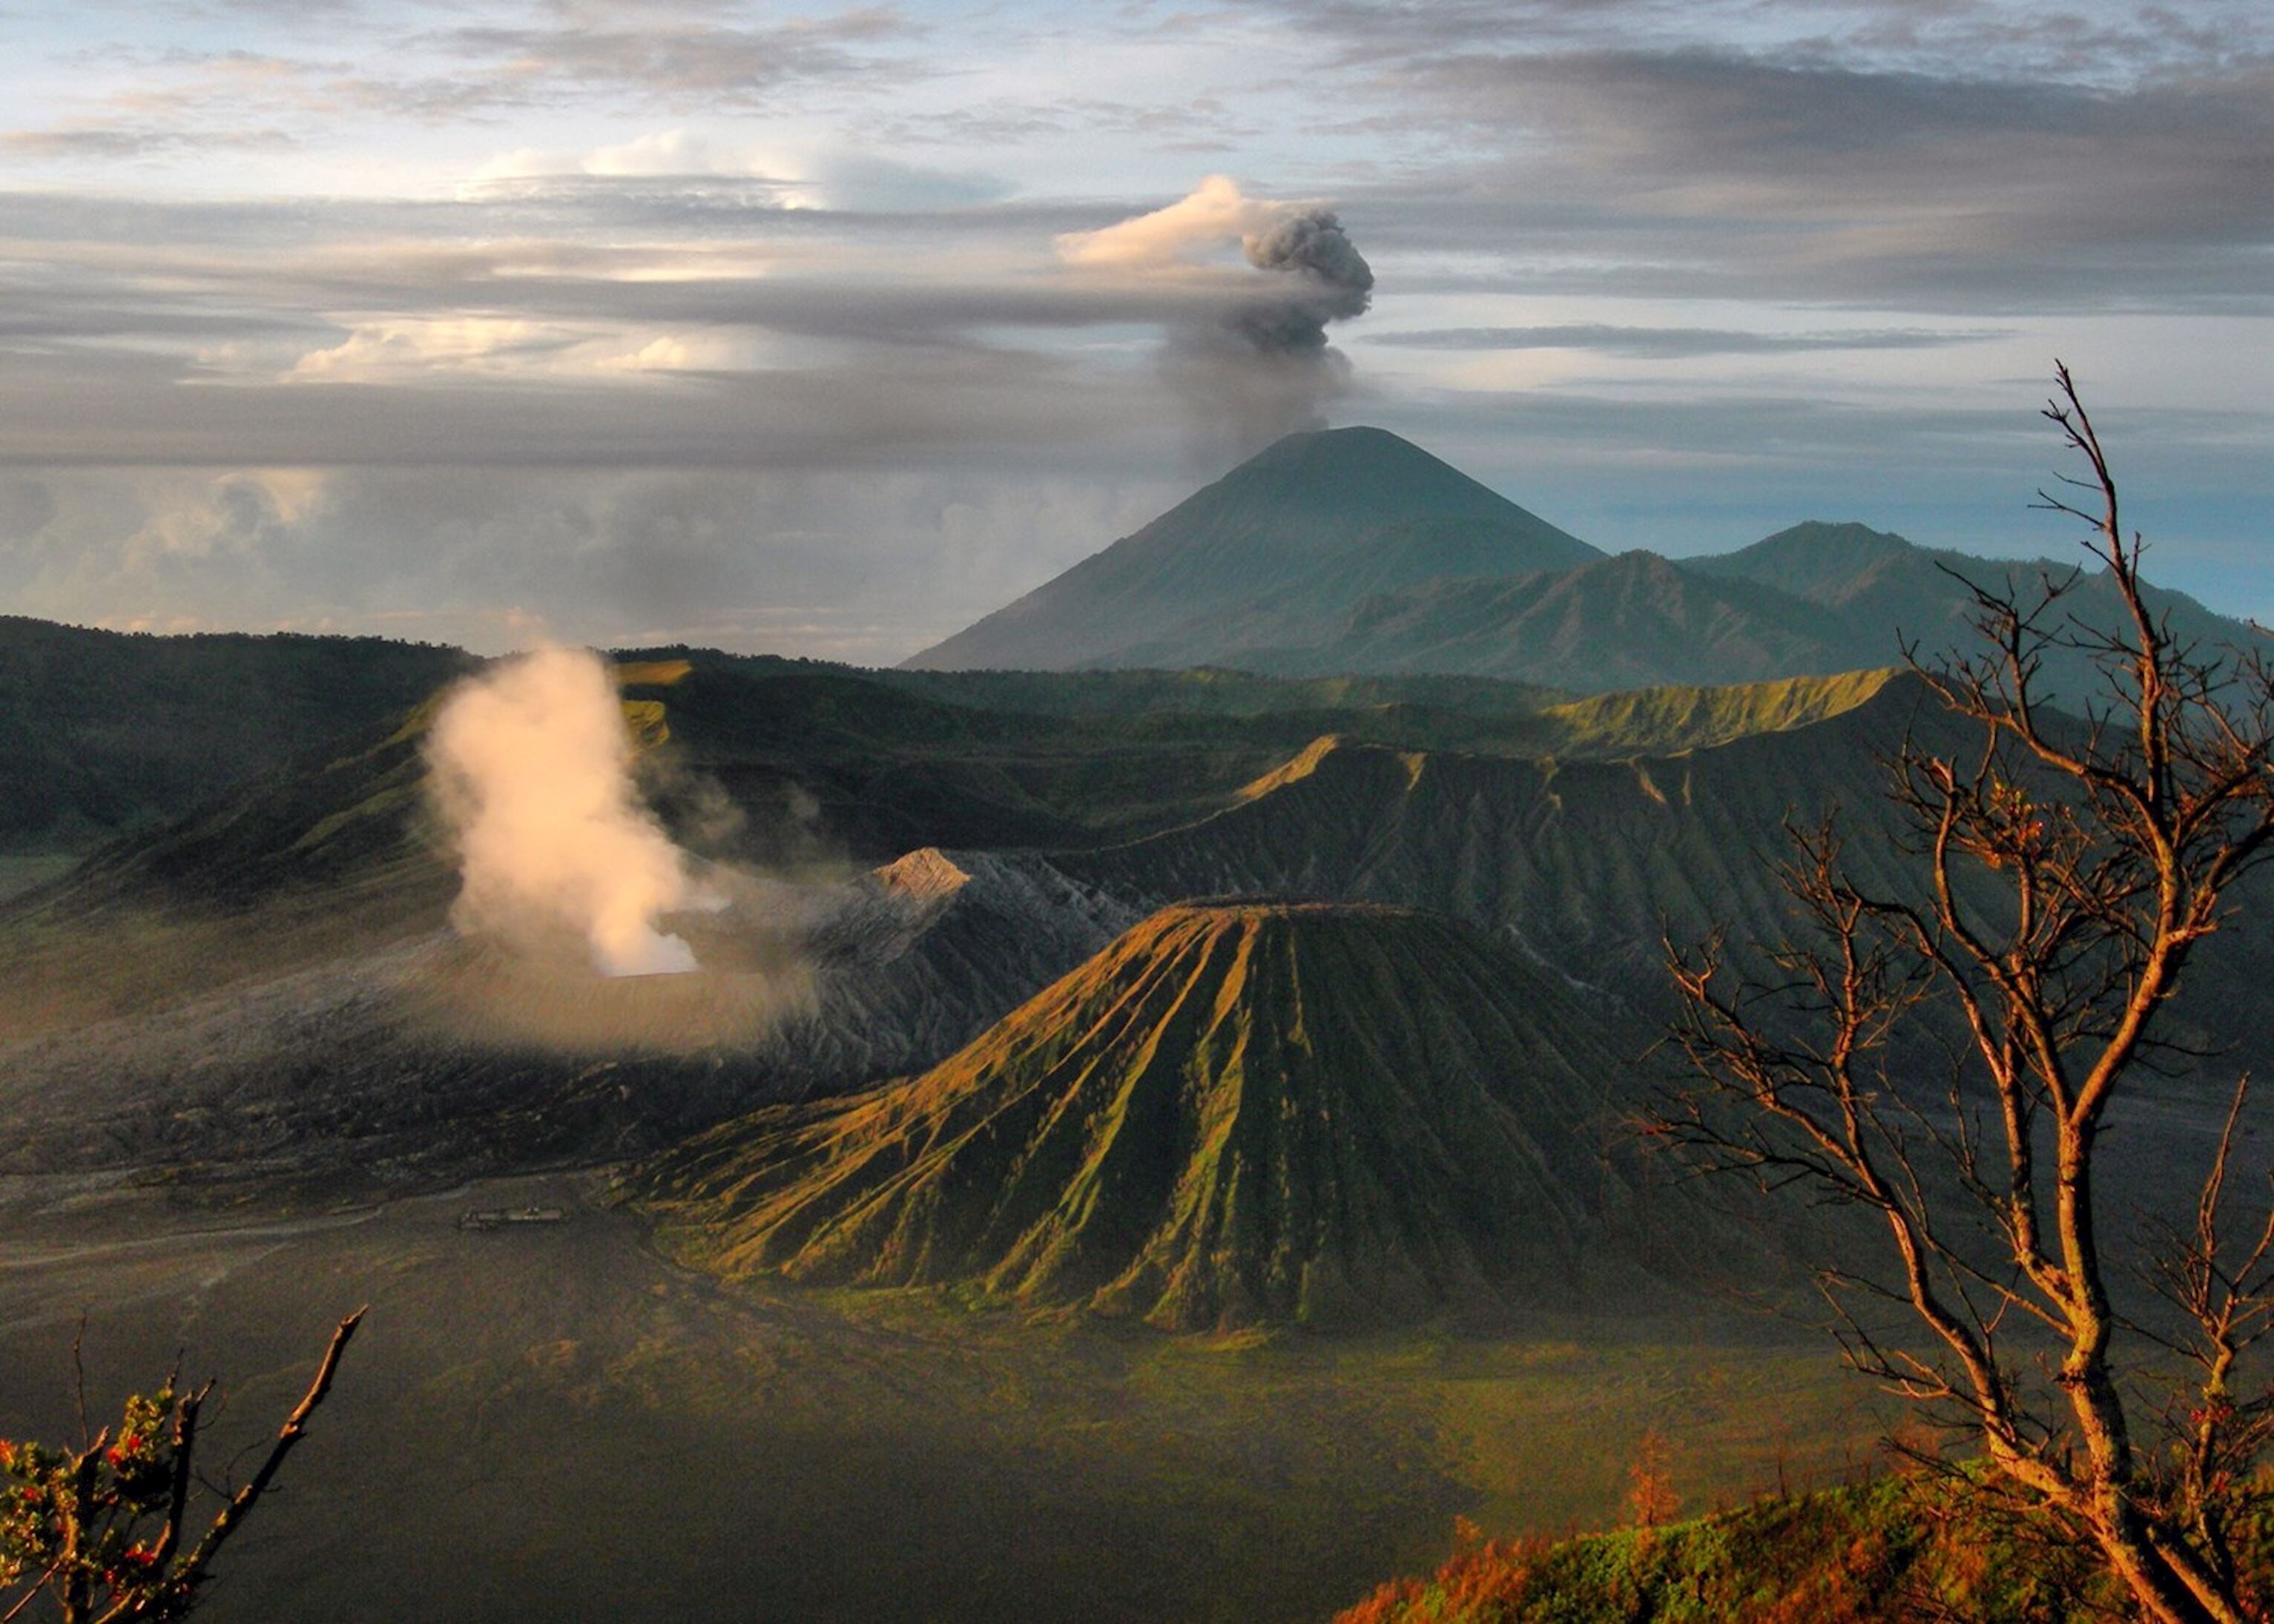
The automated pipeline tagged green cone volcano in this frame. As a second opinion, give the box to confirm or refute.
[639,901,1675,1330]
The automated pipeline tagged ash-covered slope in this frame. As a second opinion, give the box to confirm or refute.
[639,902,1697,1330]
[0,845,1130,1188]
[903,426,1599,672]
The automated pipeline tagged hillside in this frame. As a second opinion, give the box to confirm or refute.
[1057,674,1941,1009]
[1335,1470,2169,1623]
[1252,549,1856,689]
[903,426,1600,670]
[10,649,1896,949]
[1690,520,2263,703]
[0,617,472,860]
[636,902,1719,1330]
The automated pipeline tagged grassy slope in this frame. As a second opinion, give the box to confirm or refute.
[1257,551,1858,692]
[860,662,1573,719]
[637,902,1746,1330]
[1331,1468,2274,1623]
[1533,667,1899,756]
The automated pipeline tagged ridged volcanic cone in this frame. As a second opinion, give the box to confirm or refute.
[640,901,1661,1330]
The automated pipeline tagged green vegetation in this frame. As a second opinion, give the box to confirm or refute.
[1533,667,1899,757]
[1332,1468,2235,1623]
[0,617,469,857]
[871,663,1572,719]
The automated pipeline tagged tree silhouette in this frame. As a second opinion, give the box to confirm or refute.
[1658,366,2274,1623]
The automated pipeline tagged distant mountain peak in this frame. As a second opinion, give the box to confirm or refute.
[1236,423,1476,475]
[1689,521,1917,594]
[903,427,1600,672]
[1252,422,1416,453]
[1745,520,1917,560]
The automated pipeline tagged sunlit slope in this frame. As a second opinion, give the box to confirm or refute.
[903,426,1600,671]
[1535,666,1899,756]
[640,902,1698,1330]
[863,662,1572,719]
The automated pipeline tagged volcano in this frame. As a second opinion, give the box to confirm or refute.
[637,900,1695,1330]
[901,426,1600,673]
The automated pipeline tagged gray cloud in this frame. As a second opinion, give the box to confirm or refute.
[1265,0,2274,83]
[0,343,1184,472]
[0,461,1179,659]
[0,124,294,159]
[1341,47,2274,308]
[3,8,928,162]
[415,5,920,111]
[1365,324,2010,357]
[0,177,1401,472]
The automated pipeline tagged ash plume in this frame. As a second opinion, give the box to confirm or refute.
[426,645,711,977]
[1058,176,1375,453]
[1233,208,1374,355]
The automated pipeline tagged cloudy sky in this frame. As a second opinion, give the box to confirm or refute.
[3,0,2270,659]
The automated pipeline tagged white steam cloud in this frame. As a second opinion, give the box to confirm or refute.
[426,645,709,977]
[1058,174,1284,270]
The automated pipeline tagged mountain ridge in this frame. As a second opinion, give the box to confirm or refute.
[906,430,2270,693]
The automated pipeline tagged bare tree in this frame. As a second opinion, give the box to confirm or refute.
[0,1311,363,1623]
[1656,366,2274,1624]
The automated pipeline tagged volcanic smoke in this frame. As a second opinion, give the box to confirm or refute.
[1058,175,1374,449]
[426,646,708,977]
[1057,174,1374,356]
